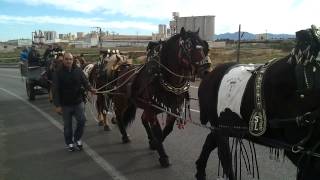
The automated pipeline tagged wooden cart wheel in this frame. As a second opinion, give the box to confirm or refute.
[26,80,35,101]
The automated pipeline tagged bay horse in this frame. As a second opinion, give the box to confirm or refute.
[83,52,131,131]
[112,27,211,167]
[195,25,320,180]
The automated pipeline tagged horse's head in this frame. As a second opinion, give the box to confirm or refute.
[105,54,132,77]
[164,27,211,78]
[291,25,320,65]
[287,26,320,94]
[283,25,320,179]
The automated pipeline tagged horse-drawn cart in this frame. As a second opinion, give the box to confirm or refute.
[20,62,49,100]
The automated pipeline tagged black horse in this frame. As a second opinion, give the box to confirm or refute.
[112,27,211,167]
[195,26,320,180]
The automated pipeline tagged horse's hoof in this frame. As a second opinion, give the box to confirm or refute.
[149,140,157,150]
[111,117,116,124]
[98,121,103,126]
[195,173,206,180]
[159,157,171,168]
[104,125,111,131]
[122,136,131,143]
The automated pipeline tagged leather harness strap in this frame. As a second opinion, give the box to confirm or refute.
[249,59,277,136]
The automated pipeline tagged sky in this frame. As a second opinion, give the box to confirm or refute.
[0,0,319,41]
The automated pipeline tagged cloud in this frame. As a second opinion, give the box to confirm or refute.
[0,15,158,31]
[4,0,320,34]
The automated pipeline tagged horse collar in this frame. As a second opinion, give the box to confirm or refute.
[249,59,277,136]
[160,78,190,95]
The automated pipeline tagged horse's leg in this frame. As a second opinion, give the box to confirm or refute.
[195,131,218,180]
[161,114,175,142]
[102,110,111,131]
[114,104,130,143]
[217,134,235,180]
[102,95,111,131]
[286,152,318,180]
[148,112,170,167]
[107,96,116,124]
[116,113,130,143]
[96,95,104,126]
[48,86,53,103]
[141,112,156,150]
[97,113,103,126]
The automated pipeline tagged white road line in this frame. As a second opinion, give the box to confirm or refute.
[0,88,128,180]
[190,85,199,89]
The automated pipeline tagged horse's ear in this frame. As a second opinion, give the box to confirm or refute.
[196,28,200,35]
[180,27,186,37]
[116,54,121,61]
[203,40,209,55]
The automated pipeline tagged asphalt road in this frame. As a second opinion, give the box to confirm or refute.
[0,68,296,180]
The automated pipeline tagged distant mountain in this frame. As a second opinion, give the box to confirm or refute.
[215,32,295,41]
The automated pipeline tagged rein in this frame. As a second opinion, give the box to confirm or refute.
[151,59,195,79]
[96,64,145,94]
[254,135,320,158]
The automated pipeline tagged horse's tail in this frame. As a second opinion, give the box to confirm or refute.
[122,101,137,128]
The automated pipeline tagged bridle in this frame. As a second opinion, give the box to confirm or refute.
[177,36,207,68]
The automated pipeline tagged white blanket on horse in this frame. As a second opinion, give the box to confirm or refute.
[83,64,94,78]
[217,65,255,118]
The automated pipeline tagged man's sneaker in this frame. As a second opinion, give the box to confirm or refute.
[75,140,83,151]
[68,144,75,152]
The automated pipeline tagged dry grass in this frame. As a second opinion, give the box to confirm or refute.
[209,48,289,66]
[0,45,291,65]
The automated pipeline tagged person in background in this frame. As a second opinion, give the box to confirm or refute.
[53,52,96,152]
[20,47,29,62]
[73,57,81,68]
[47,53,64,103]
[28,45,41,66]
[43,44,54,61]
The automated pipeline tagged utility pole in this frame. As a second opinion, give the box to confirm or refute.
[92,27,102,50]
[265,29,268,41]
[237,24,241,63]
[111,31,115,40]
[31,31,34,44]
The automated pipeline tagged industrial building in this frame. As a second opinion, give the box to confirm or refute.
[169,12,215,41]
[152,24,168,40]
[44,31,57,42]
[77,32,84,40]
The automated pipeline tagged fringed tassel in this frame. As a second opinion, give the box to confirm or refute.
[239,140,251,174]
[269,147,285,162]
[252,142,260,179]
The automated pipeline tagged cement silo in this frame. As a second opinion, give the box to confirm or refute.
[170,13,215,41]
[158,24,167,36]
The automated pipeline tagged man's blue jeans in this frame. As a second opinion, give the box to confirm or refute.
[62,102,86,145]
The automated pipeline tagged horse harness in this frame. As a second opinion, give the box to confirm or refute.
[254,49,320,159]
[249,59,278,136]
[215,60,277,136]
[145,41,191,96]
[134,40,195,119]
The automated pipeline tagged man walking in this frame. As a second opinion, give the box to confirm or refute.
[53,52,96,152]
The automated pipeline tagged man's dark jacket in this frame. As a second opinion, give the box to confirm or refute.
[53,65,91,106]
[28,49,41,66]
